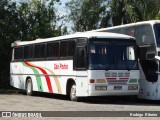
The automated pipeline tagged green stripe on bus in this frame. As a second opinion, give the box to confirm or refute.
[22,62,43,92]
[129,79,137,83]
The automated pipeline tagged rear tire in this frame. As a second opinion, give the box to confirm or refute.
[70,83,79,101]
[26,78,34,96]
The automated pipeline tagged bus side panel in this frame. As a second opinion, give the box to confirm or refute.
[23,61,49,93]
[144,82,157,100]
[59,60,76,95]
[10,62,25,89]
[45,60,61,94]
[157,82,160,100]
[22,62,38,91]
[76,71,88,97]
[46,60,76,95]
[156,75,160,100]
[137,62,147,99]
[138,63,158,100]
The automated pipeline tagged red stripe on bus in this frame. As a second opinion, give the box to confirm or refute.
[24,62,53,93]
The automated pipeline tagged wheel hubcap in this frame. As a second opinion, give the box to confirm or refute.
[27,82,31,94]
[71,85,76,99]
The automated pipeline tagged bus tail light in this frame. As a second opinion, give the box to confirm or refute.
[89,79,95,83]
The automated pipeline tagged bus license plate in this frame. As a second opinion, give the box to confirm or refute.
[114,86,122,90]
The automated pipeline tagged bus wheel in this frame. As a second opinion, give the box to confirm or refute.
[26,78,34,96]
[70,83,79,101]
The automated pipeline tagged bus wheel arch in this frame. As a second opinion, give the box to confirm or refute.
[25,77,34,96]
[66,79,79,101]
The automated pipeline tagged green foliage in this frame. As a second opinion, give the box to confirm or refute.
[109,0,158,25]
[153,0,160,20]
[0,0,18,88]
[17,0,61,40]
[0,0,62,89]
[66,0,160,30]
[66,0,107,32]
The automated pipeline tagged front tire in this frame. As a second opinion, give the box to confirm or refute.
[70,83,79,101]
[26,78,34,96]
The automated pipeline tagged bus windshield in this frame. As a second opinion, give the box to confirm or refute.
[88,38,138,70]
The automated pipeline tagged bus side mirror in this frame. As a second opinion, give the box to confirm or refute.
[142,35,148,43]
[155,56,160,61]
[141,35,150,47]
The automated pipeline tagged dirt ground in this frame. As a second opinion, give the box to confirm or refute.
[0,93,160,120]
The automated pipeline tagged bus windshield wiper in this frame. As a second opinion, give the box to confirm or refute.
[123,61,130,71]
[98,64,105,69]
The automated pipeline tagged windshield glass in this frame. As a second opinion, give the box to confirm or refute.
[88,38,138,70]
[154,23,160,47]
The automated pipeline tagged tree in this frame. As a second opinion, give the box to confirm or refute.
[109,0,158,26]
[66,0,160,31]
[0,0,62,89]
[0,0,19,88]
[17,0,61,40]
[153,0,160,20]
[66,0,107,32]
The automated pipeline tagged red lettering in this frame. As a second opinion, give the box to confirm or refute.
[54,64,59,70]
[54,64,68,70]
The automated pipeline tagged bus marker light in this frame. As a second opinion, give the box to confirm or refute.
[90,79,95,83]
[96,79,106,83]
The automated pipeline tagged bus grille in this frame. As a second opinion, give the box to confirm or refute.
[105,72,130,84]
[106,80,128,84]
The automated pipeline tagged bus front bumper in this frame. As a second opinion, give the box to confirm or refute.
[88,84,139,96]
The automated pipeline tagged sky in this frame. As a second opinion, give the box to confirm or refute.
[54,0,73,33]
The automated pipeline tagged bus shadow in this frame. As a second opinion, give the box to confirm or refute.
[82,96,160,106]
[32,91,69,101]
[18,91,160,106]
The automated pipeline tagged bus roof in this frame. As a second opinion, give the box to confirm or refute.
[93,20,160,32]
[11,31,135,47]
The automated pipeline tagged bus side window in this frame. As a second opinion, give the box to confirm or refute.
[76,47,86,69]
[68,40,75,57]
[35,45,41,59]
[47,42,60,59]
[47,43,54,58]
[24,46,30,60]
[14,47,24,61]
[41,44,45,58]
[53,42,60,59]
[34,44,46,59]
[60,41,68,58]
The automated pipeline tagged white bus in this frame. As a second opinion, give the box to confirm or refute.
[10,31,139,101]
[93,20,160,100]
